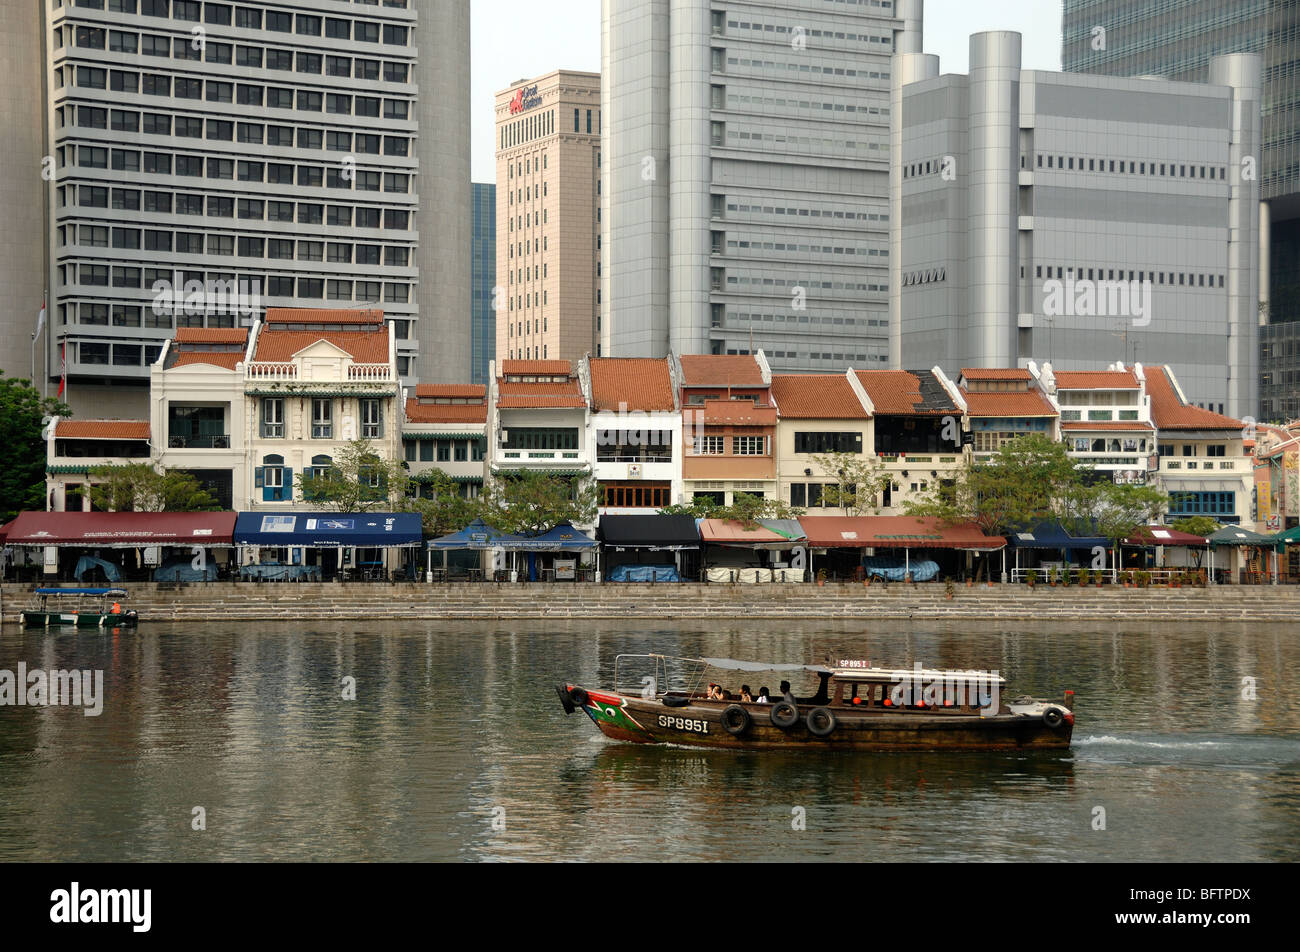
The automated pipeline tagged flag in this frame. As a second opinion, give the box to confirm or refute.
[57,341,65,397]
[35,297,46,339]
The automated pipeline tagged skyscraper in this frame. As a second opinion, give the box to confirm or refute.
[600,0,923,372]
[894,32,1260,418]
[1061,0,1296,419]
[11,0,469,417]
[495,70,601,367]
[470,182,496,387]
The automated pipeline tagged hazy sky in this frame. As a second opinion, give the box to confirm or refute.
[469,0,1064,183]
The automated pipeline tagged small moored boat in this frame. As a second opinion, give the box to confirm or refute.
[557,655,1074,751]
[21,588,138,629]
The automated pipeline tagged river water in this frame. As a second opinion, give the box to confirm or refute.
[0,619,1297,862]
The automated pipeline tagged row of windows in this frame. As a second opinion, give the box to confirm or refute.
[64,146,409,194]
[259,398,384,440]
[403,440,485,463]
[65,230,412,267]
[722,235,887,258]
[65,78,410,119]
[506,347,549,360]
[1031,154,1228,181]
[723,347,886,363]
[70,186,409,229]
[508,318,548,337]
[71,340,160,366]
[508,263,547,285]
[720,16,893,47]
[1167,491,1237,516]
[1034,265,1225,289]
[63,269,410,307]
[691,436,771,456]
[719,273,889,294]
[601,482,671,509]
[1072,438,1151,454]
[63,11,408,48]
[793,432,863,454]
[719,124,884,154]
[1058,409,1142,422]
[719,52,891,84]
[63,48,405,86]
[721,199,887,225]
[722,90,889,121]
[718,309,888,329]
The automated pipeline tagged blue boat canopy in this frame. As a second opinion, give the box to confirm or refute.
[35,588,128,597]
[426,518,524,550]
[1009,521,1110,550]
[234,512,423,547]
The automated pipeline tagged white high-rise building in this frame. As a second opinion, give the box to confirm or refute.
[600,0,923,372]
[8,0,469,417]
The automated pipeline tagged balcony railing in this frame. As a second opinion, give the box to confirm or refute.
[348,364,391,381]
[1160,457,1249,473]
[246,362,297,381]
[167,434,230,449]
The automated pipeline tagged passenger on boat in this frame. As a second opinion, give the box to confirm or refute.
[756,686,770,703]
[740,685,753,702]
[780,680,795,704]
[707,683,723,700]
[110,602,122,615]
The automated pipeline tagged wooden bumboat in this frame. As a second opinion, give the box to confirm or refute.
[558,655,1074,751]
[21,588,138,629]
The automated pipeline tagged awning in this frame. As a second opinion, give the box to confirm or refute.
[2,511,237,547]
[1121,526,1208,547]
[798,516,1006,550]
[426,518,523,550]
[698,519,804,549]
[1009,521,1110,550]
[597,514,700,550]
[234,512,423,547]
[699,658,834,674]
[1208,526,1274,547]
[509,521,596,551]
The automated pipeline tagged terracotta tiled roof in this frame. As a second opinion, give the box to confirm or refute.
[589,358,675,411]
[770,375,868,419]
[960,368,1032,381]
[854,370,957,415]
[1060,420,1154,431]
[497,380,586,409]
[405,399,488,424]
[414,384,486,399]
[55,420,150,440]
[500,359,573,376]
[172,352,243,370]
[174,328,248,344]
[264,307,384,325]
[253,329,389,363]
[679,354,765,388]
[1053,370,1140,390]
[684,399,777,426]
[961,388,1056,418]
[1146,366,1243,430]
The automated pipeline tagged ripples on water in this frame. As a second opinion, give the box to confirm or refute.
[0,619,1296,862]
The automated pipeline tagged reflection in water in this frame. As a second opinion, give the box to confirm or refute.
[0,619,1296,862]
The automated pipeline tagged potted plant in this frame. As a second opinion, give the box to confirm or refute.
[1049,568,1058,587]
[1026,569,1038,589]
[966,576,973,588]
[944,578,955,600]
[816,568,827,587]
[1078,567,1090,586]
[1136,569,1150,588]
[1095,570,1104,587]
[1123,569,1134,588]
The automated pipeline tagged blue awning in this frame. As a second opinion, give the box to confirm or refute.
[1009,521,1110,550]
[426,518,524,550]
[508,521,596,551]
[234,512,423,547]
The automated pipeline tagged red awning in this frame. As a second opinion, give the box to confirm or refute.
[698,519,788,547]
[2,511,237,547]
[798,516,1005,550]
[1121,525,1208,547]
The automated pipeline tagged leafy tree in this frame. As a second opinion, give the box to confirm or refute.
[406,470,486,537]
[296,439,409,512]
[905,433,1080,536]
[809,451,892,515]
[1172,515,1221,539]
[89,464,219,512]
[482,469,598,536]
[659,491,802,526]
[0,372,68,522]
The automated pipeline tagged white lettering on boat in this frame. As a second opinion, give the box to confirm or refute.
[657,715,709,734]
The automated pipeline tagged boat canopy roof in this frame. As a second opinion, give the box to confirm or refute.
[830,666,1006,685]
[34,588,128,597]
[699,657,835,674]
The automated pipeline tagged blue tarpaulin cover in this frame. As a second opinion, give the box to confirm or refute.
[74,555,121,583]
[861,556,939,582]
[607,564,681,582]
[235,512,423,547]
[153,557,218,581]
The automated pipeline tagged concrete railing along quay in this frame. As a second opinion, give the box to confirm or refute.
[5,581,1300,623]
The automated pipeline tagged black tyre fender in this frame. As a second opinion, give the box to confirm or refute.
[806,706,837,737]
[770,701,799,729]
[1042,707,1065,729]
[568,687,590,708]
[555,684,576,714]
[662,694,691,708]
[720,704,751,736]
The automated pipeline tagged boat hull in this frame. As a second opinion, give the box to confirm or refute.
[21,611,138,629]
[564,686,1072,751]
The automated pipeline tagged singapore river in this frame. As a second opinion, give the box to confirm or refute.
[0,618,1297,862]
